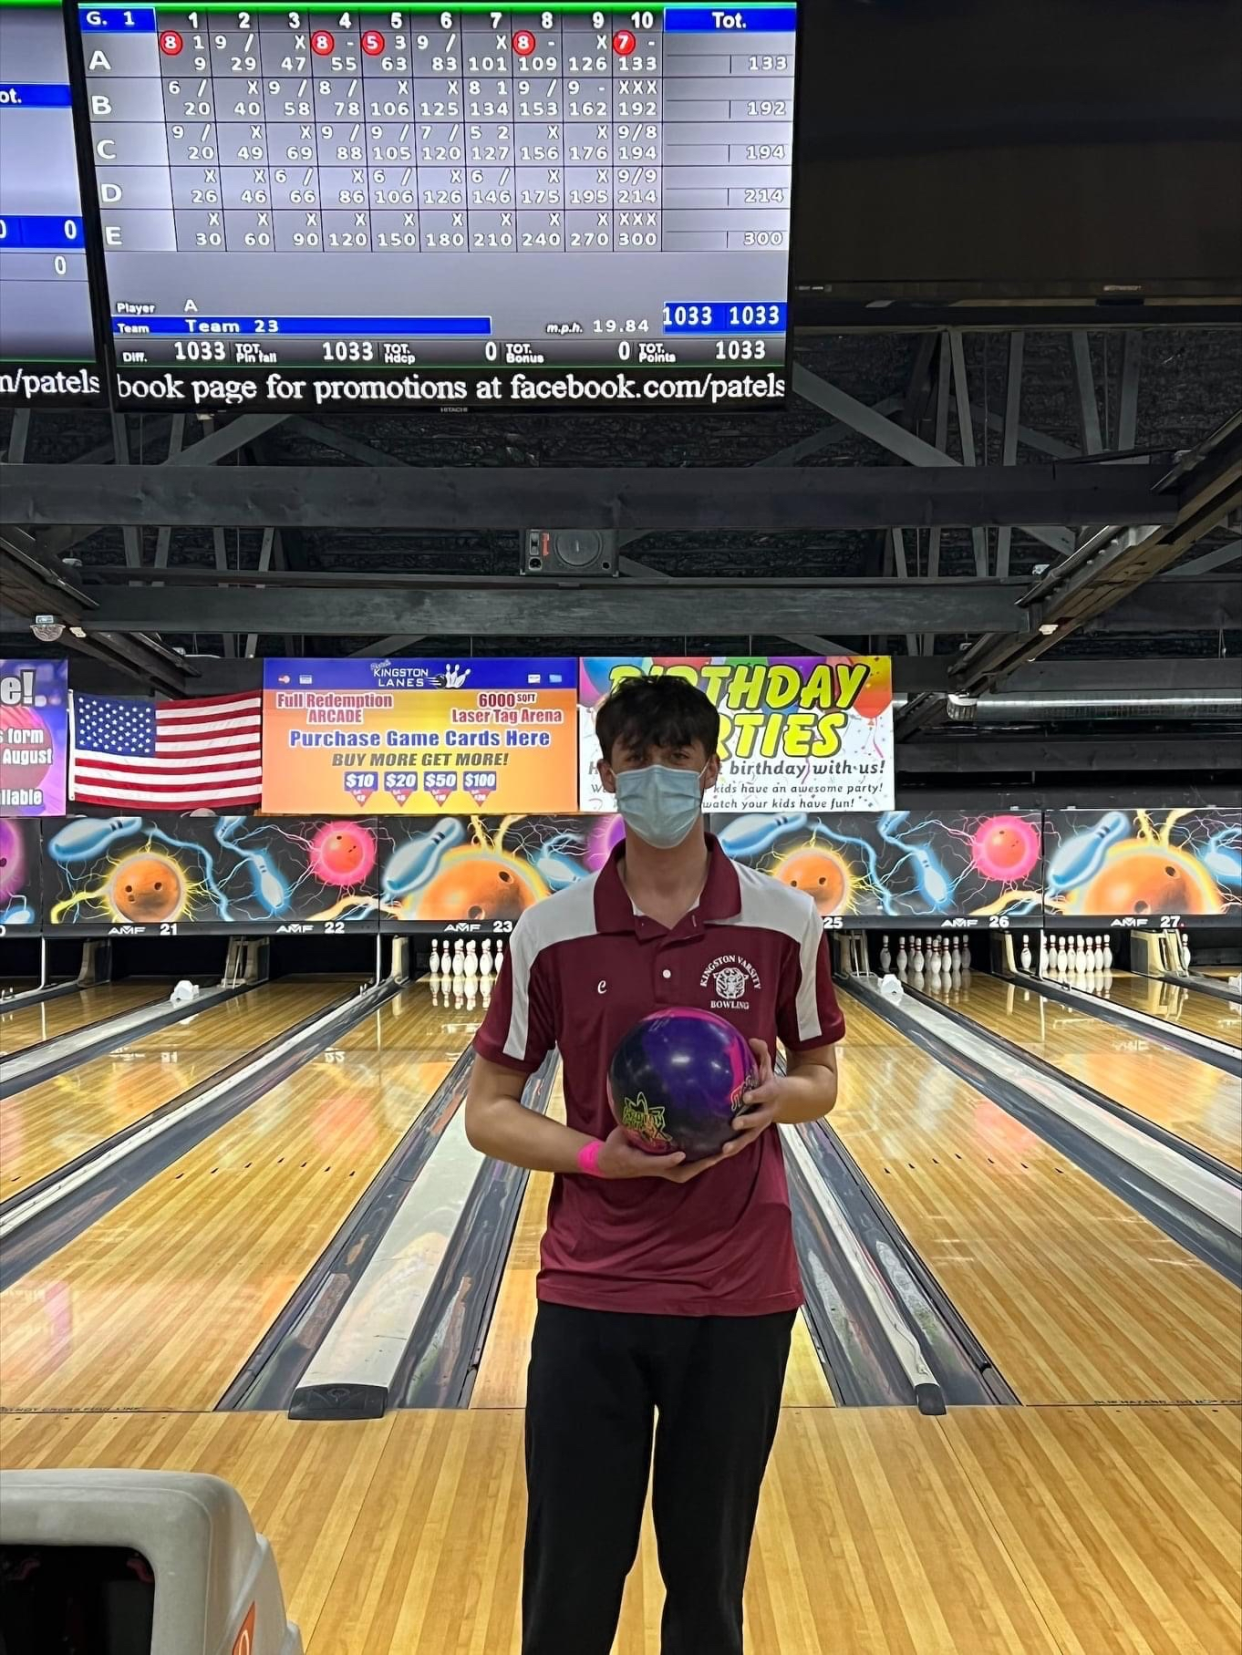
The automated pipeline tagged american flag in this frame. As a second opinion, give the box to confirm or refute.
[69,692,263,809]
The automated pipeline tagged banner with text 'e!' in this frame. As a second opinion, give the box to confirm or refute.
[261,658,579,815]
[1,659,68,817]
[578,656,894,814]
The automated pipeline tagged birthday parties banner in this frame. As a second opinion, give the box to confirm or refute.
[261,658,578,815]
[578,656,894,814]
[0,659,68,818]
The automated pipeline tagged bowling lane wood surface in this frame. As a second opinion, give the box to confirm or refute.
[1,979,352,1200]
[1,1404,1237,1655]
[0,982,167,1056]
[0,979,479,1413]
[831,995,1241,1405]
[923,970,1242,1169]
[1086,970,1242,1048]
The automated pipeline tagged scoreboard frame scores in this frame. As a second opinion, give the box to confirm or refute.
[0,0,108,408]
[61,0,803,414]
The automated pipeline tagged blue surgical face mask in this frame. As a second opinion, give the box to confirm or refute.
[612,762,708,850]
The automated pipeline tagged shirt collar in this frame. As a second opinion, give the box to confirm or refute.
[594,833,741,935]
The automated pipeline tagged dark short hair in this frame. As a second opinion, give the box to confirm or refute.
[595,673,720,764]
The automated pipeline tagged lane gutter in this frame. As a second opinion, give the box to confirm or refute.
[792,1119,1017,1407]
[283,1050,557,1420]
[843,981,1241,1288]
[0,988,357,1225]
[1155,971,1242,1008]
[220,1044,478,1412]
[1014,972,1240,1079]
[0,980,94,1015]
[0,979,396,1292]
[1,984,248,1098]
[784,1130,944,1412]
[923,974,1241,1190]
[395,1051,559,1410]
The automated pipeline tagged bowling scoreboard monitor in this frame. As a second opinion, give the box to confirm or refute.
[0,0,104,404]
[69,1,799,411]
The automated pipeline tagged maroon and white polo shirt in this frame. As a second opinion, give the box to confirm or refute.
[473,835,845,1318]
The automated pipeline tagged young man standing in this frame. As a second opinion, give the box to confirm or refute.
[467,674,844,1655]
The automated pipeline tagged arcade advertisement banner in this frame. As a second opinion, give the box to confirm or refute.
[1043,807,1242,928]
[0,817,42,929]
[41,814,381,935]
[378,814,623,932]
[262,658,578,816]
[0,659,68,818]
[578,657,894,815]
[710,809,1044,928]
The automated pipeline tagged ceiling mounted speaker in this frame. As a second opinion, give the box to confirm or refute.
[522,529,618,576]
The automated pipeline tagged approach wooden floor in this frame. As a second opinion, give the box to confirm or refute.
[1,1403,1238,1654]
[3,980,1239,1650]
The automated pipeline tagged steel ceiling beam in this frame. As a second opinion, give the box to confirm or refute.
[894,735,1241,775]
[348,633,426,656]
[617,552,856,656]
[63,576,1031,637]
[1103,576,1242,631]
[896,411,1242,737]
[893,658,1242,694]
[994,334,1024,579]
[51,567,1242,639]
[0,534,193,695]
[2,462,1175,533]
[1001,658,1242,694]
[792,363,1075,557]
[39,412,291,561]
[969,402,1078,461]
[1070,332,1104,456]
[1116,334,1143,453]
[1173,538,1242,577]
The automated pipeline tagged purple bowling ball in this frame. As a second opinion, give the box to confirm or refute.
[608,1008,760,1163]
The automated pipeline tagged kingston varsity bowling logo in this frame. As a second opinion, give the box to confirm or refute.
[700,953,761,1010]
[619,1092,673,1149]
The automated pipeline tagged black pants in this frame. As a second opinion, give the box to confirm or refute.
[522,1301,795,1655]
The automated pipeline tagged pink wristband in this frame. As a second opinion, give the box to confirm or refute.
[577,1139,606,1177]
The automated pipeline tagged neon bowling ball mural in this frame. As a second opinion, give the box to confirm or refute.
[0,819,26,900]
[410,847,551,923]
[770,845,853,915]
[108,853,185,923]
[1071,841,1223,917]
[309,821,377,886]
[971,814,1041,883]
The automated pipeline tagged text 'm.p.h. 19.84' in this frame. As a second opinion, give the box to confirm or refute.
[71,1,799,412]
[0,0,104,405]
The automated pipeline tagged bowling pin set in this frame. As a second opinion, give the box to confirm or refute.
[1036,931,1120,983]
[427,936,504,1010]
[878,934,971,987]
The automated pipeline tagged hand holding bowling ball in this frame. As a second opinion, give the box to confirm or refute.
[607,1009,762,1165]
